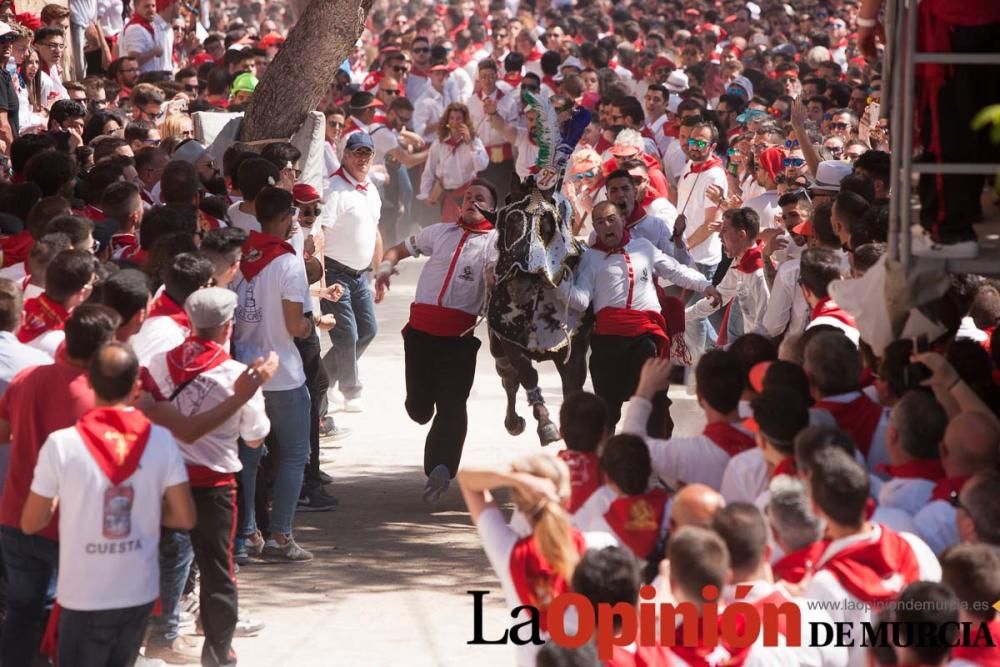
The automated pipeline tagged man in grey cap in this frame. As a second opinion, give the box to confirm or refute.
[0,22,18,142]
[173,138,227,196]
[145,287,271,666]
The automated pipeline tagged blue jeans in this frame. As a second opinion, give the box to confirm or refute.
[0,526,58,667]
[238,441,264,538]
[264,385,311,536]
[685,261,720,355]
[148,529,193,645]
[320,264,378,399]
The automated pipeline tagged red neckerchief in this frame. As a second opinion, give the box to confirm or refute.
[362,70,384,91]
[125,13,155,38]
[508,530,586,632]
[457,216,493,233]
[592,229,631,255]
[240,230,295,282]
[818,527,921,604]
[166,336,230,386]
[75,407,152,485]
[810,296,857,328]
[82,204,104,222]
[594,134,613,155]
[771,456,798,479]
[772,540,828,585]
[409,66,430,78]
[17,293,69,343]
[542,74,558,91]
[876,459,945,482]
[931,474,973,502]
[603,488,669,558]
[688,155,723,174]
[110,233,140,261]
[525,47,543,62]
[140,189,155,206]
[815,393,884,457]
[625,205,647,228]
[1,231,33,268]
[332,167,369,193]
[672,615,752,667]
[703,422,756,457]
[735,241,764,273]
[502,72,522,88]
[557,450,601,514]
[951,619,1000,667]
[147,292,190,329]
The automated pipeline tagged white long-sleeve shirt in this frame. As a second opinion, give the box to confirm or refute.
[566,237,710,314]
[404,223,497,315]
[412,86,448,143]
[467,89,517,150]
[418,138,489,199]
[589,211,691,265]
[760,256,810,338]
[687,249,770,330]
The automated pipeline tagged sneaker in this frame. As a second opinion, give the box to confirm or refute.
[422,464,451,504]
[261,535,314,562]
[343,397,363,413]
[319,415,336,436]
[135,657,166,667]
[233,539,249,567]
[144,636,202,664]
[319,424,352,444]
[245,530,265,557]
[297,485,339,512]
[318,470,334,485]
[910,225,979,259]
[178,610,196,631]
[194,612,265,638]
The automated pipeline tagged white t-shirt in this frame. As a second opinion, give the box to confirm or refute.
[146,352,270,471]
[321,170,381,271]
[30,417,188,611]
[24,329,64,359]
[744,190,781,231]
[475,506,616,667]
[231,253,309,391]
[676,162,728,265]
[129,315,188,366]
[513,129,539,181]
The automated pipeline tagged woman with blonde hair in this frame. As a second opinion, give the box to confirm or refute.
[418,102,488,223]
[159,112,195,142]
[458,453,614,666]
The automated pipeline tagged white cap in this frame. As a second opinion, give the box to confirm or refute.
[560,56,583,72]
[0,23,11,40]
[810,160,853,192]
[665,70,689,93]
[667,93,681,114]
[745,1,761,20]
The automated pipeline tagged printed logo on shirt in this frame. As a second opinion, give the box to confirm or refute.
[639,267,650,284]
[237,279,262,323]
[103,484,134,539]
[458,266,474,282]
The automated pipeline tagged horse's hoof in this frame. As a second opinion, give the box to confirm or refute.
[537,421,560,446]
[505,415,526,436]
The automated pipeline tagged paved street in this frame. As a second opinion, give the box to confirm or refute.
[232,257,703,666]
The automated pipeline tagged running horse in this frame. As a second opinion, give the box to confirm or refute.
[480,97,592,445]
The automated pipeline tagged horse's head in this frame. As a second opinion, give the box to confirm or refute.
[487,174,578,290]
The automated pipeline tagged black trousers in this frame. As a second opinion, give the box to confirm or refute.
[478,158,516,205]
[918,21,1000,242]
[589,333,672,438]
[294,325,329,488]
[403,326,481,477]
[57,601,154,667]
[190,484,238,667]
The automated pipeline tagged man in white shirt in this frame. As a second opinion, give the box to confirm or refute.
[466,59,517,203]
[15,249,97,359]
[412,64,451,144]
[800,247,860,344]
[129,253,214,365]
[232,187,335,563]
[147,288,269,665]
[913,412,1000,555]
[713,503,850,667]
[120,0,171,73]
[643,84,673,158]
[320,133,383,413]
[622,352,756,490]
[759,190,814,339]
[686,207,770,357]
[599,168,686,262]
[743,146,785,232]
[565,201,719,432]
[877,391,948,517]
[803,448,940,667]
[0,280,51,398]
[375,180,497,503]
[20,342,195,665]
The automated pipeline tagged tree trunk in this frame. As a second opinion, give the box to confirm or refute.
[240,0,372,142]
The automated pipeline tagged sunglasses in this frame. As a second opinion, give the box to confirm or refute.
[350,148,374,158]
[829,122,850,130]
[412,47,429,53]
[392,65,408,73]
[382,88,401,96]
[328,120,344,128]
[785,139,800,149]
[783,157,806,168]
[825,145,844,154]
[573,169,597,180]
[184,84,200,93]
[687,138,709,149]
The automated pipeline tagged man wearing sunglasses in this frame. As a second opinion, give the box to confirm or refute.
[405,36,434,101]
[0,22,18,145]
[677,123,727,280]
[412,63,452,144]
[120,0,171,74]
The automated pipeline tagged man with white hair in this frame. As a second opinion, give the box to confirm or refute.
[766,475,826,585]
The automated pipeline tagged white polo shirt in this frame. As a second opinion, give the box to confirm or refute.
[913,499,958,556]
[30,418,187,611]
[321,169,381,272]
[129,315,189,367]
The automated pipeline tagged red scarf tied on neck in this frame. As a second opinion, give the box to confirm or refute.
[75,407,153,485]
[147,293,190,330]
[592,229,631,255]
[688,155,723,174]
[1,231,33,269]
[819,528,921,605]
[166,337,230,386]
[125,13,155,37]
[508,530,586,632]
[240,230,295,282]
[736,241,764,273]
[17,294,69,343]
[703,422,756,457]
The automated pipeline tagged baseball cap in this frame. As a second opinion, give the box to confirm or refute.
[231,72,258,96]
[173,139,209,165]
[665,71,689,94]
[810,160,853,193]
[348,91,379,110]
[345,132,374,152]
[185,287,237,329]
[0,23,12,41]
[292,183,321,204]
[560,56,583,72]
[258,33,285,50]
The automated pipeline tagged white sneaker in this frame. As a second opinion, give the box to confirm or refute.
[135,657,166,667]
[343,397,363,413]
[909,225,979,259]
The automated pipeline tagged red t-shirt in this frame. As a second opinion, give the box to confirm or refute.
[0,354,95,541]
